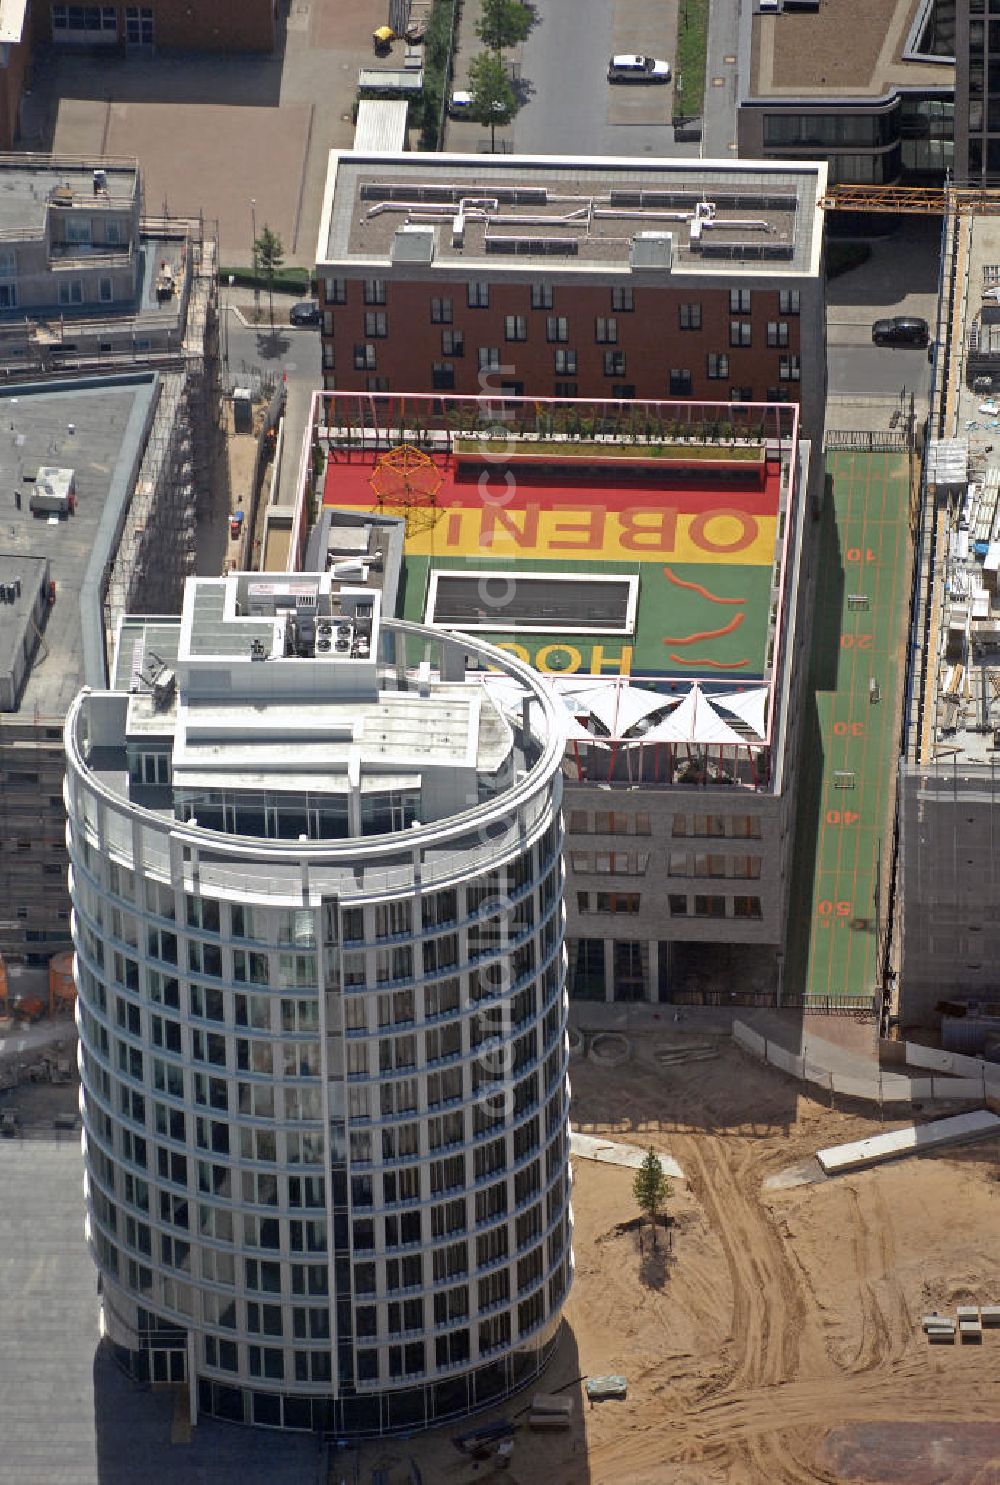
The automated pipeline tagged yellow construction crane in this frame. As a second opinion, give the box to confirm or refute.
[820,183,1000,215]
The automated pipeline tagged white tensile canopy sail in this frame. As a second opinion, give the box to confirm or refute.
[713,686,769,740]
[639,684,746,746]
[579,681,670,737]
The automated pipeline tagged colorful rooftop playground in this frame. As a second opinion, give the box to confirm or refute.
[296,392,805,790]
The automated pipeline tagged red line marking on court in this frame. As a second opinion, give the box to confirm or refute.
[668,653,750,668]
[662,613,746,645]
[662,566,746,604]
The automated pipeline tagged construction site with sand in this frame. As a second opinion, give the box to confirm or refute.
[368,1017,1000,1485]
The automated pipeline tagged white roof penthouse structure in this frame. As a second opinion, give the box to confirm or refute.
[66,571,571,1433]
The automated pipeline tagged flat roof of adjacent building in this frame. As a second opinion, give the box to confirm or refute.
[353,98,409,153]
[319,151,826,277]
[0,374,159,721]
[745,0,952,101]
[0,155,138,237]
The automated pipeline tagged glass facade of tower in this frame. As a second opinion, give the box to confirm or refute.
[65,580,572,1432]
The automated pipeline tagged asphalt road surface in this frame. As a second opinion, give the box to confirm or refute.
[509,0,692,157]
[827,342,932,403]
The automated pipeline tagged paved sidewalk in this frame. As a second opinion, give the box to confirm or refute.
[701,0,740,157]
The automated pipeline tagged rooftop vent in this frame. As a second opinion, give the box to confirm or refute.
[391,224,435,264]
[629,231,673,271]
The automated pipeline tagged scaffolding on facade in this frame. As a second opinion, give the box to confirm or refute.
[103,217,221,645]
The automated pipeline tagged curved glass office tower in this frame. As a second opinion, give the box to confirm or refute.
[65,571,571,1432]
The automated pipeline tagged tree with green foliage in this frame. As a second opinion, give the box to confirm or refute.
[476,0,532,51]
[633,1148,672,1250]
[253,224,285,326]
[467,50,516,152]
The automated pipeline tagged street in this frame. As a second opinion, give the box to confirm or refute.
[449,0,695,157]
[827,341,932,402]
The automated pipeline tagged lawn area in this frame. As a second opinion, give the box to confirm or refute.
[673,0,709,122]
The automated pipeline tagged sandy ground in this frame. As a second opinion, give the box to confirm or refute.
[385,1030,1000,1485]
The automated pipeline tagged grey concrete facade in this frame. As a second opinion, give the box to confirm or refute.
[562,439,816,1006]
[0,155,140,316]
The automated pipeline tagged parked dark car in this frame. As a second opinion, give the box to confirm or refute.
[289,300,320,327]
[871,315,929,347]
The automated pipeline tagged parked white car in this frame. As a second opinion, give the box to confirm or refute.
[607,54,671,83]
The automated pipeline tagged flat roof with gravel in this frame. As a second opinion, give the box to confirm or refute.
[319,152,826,277]
[747,0,952,99]
[0,374,159,720]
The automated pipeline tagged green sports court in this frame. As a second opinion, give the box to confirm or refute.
[786,450,913,1007]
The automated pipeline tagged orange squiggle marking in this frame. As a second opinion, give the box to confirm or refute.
[668,654,751,669]
[663,566,746,604]
[662,613,745,646]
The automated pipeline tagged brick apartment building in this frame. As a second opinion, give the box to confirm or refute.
[315,153,829,438]
[39,0,276,52]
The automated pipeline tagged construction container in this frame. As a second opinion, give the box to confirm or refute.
[531,1394,574,1418]
[49,951,76,1015]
